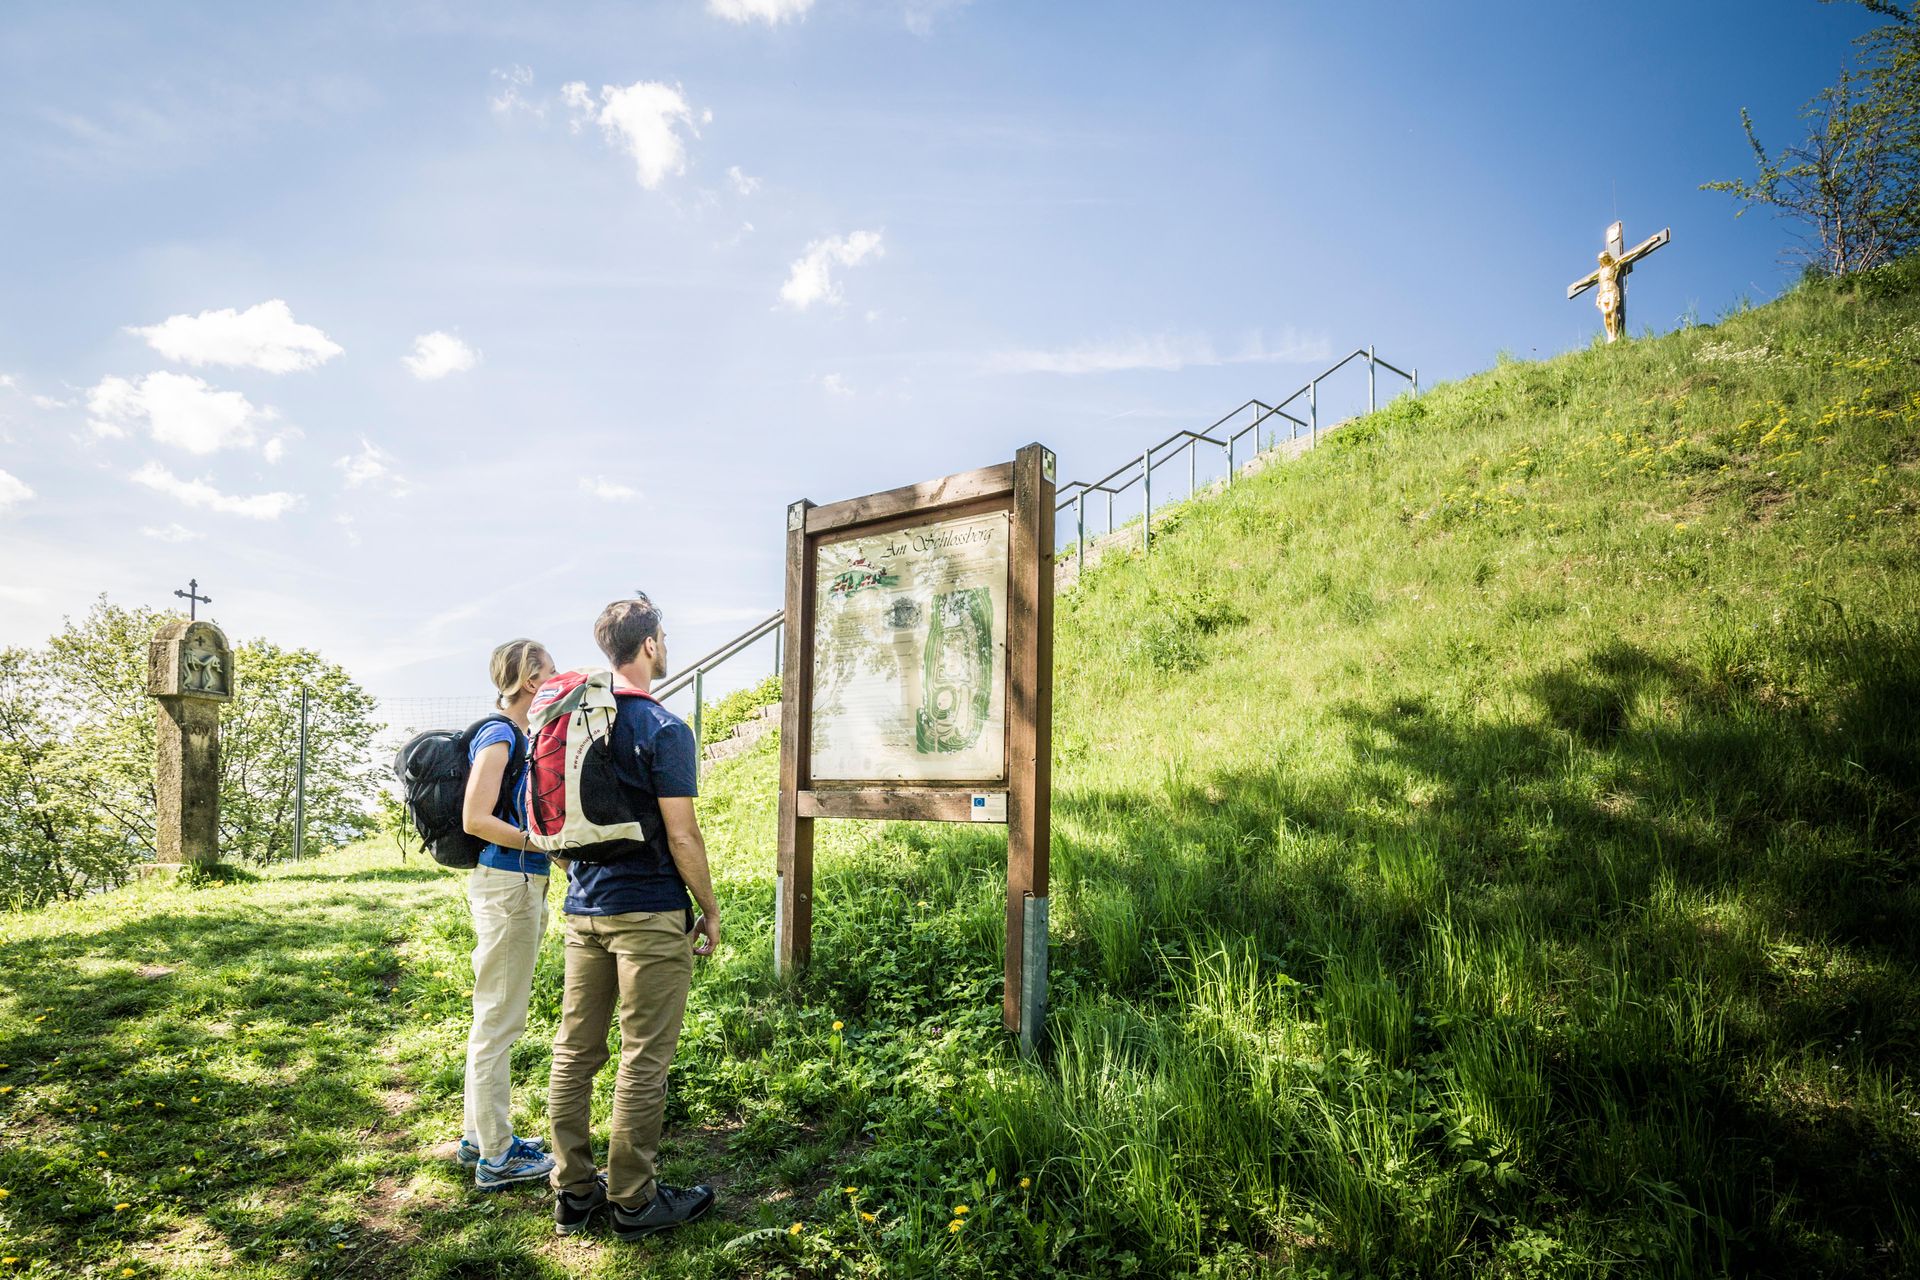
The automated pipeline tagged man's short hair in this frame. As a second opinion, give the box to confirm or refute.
[595,595,662,667]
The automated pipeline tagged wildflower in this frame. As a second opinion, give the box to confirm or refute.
[832,1021,844,1032]
[114,1202,130,1212]
[953,1204,969,1215]
[1019,1177,1030,1189]
[843,1186,859,1195]
[98,1150,111,1159]
[0,1189,9,1199]
[1673,522,1687,532]
[3,1258,18,1266]
[123,1270,137,1277]
[190,1097,201,1103]
[861,1211,876,1222]
[788,1221,803,1236]
[0,1086,11,1095]
[948,1219,964,1233]
[153,1103,165,1111]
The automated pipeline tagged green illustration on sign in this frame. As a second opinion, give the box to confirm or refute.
[917,588,993,752]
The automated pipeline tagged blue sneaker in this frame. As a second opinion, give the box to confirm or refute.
[476,1143,555,1191]
[457,1134,548,1168]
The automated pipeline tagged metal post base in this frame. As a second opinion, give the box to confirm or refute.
[1019,894,1049,1058]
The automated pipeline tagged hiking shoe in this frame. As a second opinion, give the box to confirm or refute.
[475,1145,556,1191]
[555,1174,608,1236]
[610,1182,716,1241]
[457,1134,548,1168]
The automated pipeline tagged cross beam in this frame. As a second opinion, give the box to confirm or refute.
[173,578,212,621]
[1568,220,1670,343]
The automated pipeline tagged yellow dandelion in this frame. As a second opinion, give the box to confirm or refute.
[832,1020,844,1032]
[1673,522,1688,531]
[114,1202,130,1212]
[953,1204,969,1215]
[123,1270,136,1277]
[0,1189,9,1199]
[788,1221,804,1236]
[3,1258,18,1267]
[860,1211,876,1222]
[843,1185,858,1195]
[190,1097,201,1103]
[98,1150,111,1159]
[948,1219,964,1233]
[0,1086,11,1095]
[1019,1177,1030,1189]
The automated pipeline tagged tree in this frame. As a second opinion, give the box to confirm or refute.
[1704,2,1920,274]
[0,597,385,907]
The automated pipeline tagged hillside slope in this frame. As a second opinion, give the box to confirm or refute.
[3,260,1918,1279]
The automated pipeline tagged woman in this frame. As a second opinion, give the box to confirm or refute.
[455,638,559,1190]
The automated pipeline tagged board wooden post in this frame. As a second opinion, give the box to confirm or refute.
[775,498,816,977]
[1005,443,1054,1050]
[774,445,1055,1055]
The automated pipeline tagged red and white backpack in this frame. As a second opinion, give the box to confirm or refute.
[525,669,659,862]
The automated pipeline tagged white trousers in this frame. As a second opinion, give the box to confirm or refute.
[463,863,549,1160]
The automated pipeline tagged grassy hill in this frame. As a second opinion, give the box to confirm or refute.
[3,259,1919,1279]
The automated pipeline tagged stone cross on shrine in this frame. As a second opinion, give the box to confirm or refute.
[1567,220,1671,343]
[173,578,212,621]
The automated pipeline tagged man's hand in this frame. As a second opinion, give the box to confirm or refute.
[692,911,720,957]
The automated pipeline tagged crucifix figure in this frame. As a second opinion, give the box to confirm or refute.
[173,578,212,621]
[1568,220,1670,343]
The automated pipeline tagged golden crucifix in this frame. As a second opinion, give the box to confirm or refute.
[1568,220,1670,343]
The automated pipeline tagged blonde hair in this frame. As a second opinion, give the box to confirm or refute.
[489,639,550,709]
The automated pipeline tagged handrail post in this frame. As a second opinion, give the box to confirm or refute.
[1310,380,1318,447]
[1106,489,1113,536]
[1225,437,1233,486]
[1188,439,1196,496]
[1412,367,1419,397]
[773,623,782,677]
[692,668,705,780]
[1076,490,1086,580]
[1368,344,1376,414]
[1141,450,1152,555]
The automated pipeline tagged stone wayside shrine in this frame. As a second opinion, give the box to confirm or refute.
[147,616,234,869]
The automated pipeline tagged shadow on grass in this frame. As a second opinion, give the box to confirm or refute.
[0,880,528,1279]
[1036,629,1920,1273]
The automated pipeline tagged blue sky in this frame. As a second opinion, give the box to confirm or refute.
[0,0,1880,709]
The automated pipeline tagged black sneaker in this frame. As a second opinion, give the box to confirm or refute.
[555,1174,608,1236]
[610,1182,716,1241]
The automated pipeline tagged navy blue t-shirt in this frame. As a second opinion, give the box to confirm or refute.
[563,693,697,916]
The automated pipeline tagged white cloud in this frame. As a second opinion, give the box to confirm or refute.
[86,371,278,454]
[31,394,71,410]
[985,330,1333,375]
[710,0,814,23]
[130,462,300,519]
[726,165,760,195]
[490,64,542,117]
[565,80,701,189]
[0,469,33,510]
[262,437,287,464]
[779,229,885,310]
[336,438,411,495]
[0,374,15,390]
[815,373,853,397]
[580,476,639,502]
[141,523,203,543]
[903,0,971,35]
[402,331,479,380]
[128,299,342,374]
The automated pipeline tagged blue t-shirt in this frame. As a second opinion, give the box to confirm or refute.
[467,718,548,876]
[563,695,696,916]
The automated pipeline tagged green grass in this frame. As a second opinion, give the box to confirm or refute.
[4,259,1920,1277]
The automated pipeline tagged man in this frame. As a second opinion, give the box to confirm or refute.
[549,595,721,1240]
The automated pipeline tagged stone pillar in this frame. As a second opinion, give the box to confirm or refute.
[147,619,234,868]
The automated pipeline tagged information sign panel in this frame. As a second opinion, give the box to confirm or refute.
[809,510,1009,782]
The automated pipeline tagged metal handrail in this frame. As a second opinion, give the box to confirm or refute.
[659,342,1418,766]
[1053,344,1417,578]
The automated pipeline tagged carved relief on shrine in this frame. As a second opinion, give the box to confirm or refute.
[147,619,235,702]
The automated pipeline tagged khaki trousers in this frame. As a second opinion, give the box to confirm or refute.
[463,865,548,1160]
[547,909,693,1206]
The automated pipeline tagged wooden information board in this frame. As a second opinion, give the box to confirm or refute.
[776,443,1055,1053]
